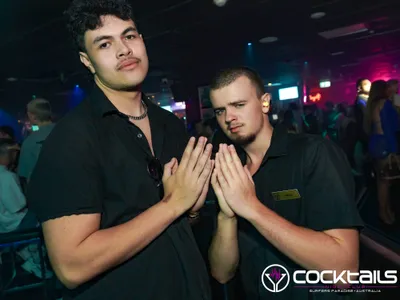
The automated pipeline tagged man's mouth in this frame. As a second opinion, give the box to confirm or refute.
[229,125,242,133]
[118,58,140,70]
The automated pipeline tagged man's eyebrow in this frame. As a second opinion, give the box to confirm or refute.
[121,26,137,36]
[92,26,138,45]
[213,100,247,111]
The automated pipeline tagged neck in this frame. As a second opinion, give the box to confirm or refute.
[242,121,273,166]
[95,78,144,116]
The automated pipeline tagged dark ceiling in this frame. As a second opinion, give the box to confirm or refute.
[1,0,400,100]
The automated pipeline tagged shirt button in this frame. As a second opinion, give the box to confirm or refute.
[137,133,143,139]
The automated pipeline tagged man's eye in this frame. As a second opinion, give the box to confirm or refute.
[99,42,110,49]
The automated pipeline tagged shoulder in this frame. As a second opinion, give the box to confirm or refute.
[287,133,327,152]
[154,104,183,122]
[46,101,97,145]
[39,101,100,161]
[287,133,345,163]
[20,133,36,149]
[0,169,18,184]
[150,103,187,131]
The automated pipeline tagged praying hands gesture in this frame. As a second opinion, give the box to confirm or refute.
[212,144,260,220]
[162,137,214,215]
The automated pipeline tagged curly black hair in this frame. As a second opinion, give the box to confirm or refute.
[65,0,135,52]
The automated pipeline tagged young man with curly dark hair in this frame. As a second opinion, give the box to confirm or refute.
[27,1,213,299]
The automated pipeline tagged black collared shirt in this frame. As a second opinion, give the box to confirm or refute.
[213,125,363,300]
[28,85,211,300]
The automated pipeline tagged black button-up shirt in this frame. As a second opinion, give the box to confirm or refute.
[28,85,211,300]
[213,125,363,300]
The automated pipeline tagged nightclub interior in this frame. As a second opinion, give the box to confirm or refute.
[0,0,400,299]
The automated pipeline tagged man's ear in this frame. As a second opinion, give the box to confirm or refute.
[261,93,271,114]
[80,52,95,74]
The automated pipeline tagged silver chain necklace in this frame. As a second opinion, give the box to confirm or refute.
[121,100,148,120]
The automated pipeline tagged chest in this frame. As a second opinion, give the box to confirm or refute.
[251,158,307,226]
[131,119,153,155]
[94,116,186,227]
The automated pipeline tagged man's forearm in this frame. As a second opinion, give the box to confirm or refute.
[57,195,183,289]
[209,213,239,284]
[248,202,357,273]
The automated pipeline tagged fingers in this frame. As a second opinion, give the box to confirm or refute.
[228,145,248,182]
[186,137,208,172]
[193,143,213,177]
[172,159,179,175]
[207,160,214,183]
[197,160,214,203]
[179,137,196,170]
[162,158,177,181]
[218,145,234,183]
[215,161,229,189]
[211,168,225,200]
[215,153,228,186]
[197,159,213,187]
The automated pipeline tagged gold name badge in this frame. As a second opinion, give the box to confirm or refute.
[271,189,301,201]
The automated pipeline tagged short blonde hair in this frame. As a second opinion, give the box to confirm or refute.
[27,98,52,122]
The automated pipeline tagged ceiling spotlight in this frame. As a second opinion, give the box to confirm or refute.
[213,0,228,7]
[248,42,252,46]
[259,36,278,43]
[311,12,326,19]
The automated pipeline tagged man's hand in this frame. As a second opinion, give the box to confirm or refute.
[163,153,214,214]
[162,137,213,216]
[190,157,214,213]
[211,157,235,218]
[216,144,260,219]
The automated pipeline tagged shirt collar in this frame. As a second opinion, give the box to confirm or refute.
[238,124,288,165]
[89,84,163,123]
[265,125,288,158]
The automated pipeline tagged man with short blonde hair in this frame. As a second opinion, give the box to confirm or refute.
[18,98,55,182]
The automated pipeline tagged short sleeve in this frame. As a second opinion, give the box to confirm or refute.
[27,121,103,223]
[304,139,364,231]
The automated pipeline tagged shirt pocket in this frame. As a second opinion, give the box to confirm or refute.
[271,191,304,226]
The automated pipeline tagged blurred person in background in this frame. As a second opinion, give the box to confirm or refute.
[387,79,398,101]
[302,105,319,135]
[0,138,49,278]
[0,126,19,171]
[353,78,372,179]
[0,139,30,233]
[18,98,55,186]
[364,80,400,225]
[354,78,371,121]
[289,102,303,133]
[335,103,357,169]
[0,125,16,141]
[282,109,300,134]
[387,79,400,114]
